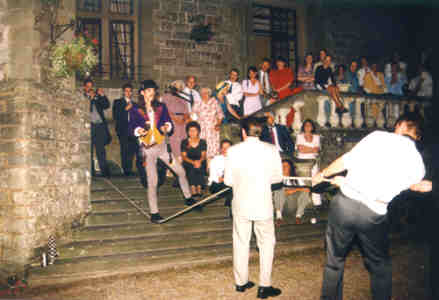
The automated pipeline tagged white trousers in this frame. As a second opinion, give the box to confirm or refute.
[233,216,276,287]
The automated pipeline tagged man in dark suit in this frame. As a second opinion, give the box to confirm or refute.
[112,83,145,178]
[260,112,294,157]
[85,79,111,177]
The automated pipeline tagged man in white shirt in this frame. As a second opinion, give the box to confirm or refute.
[313,112,431,300]
[384,52,407,79]
[408,65,433,98]
[225,68,244,108]
[183,75,201,112]
[259,58,272,106]
[209,139,233,216]
[224,118,283,299]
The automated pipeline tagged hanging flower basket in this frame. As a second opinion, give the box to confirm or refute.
[49,33,98,78]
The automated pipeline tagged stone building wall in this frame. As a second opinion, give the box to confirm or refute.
[0,1,90,277]
[306,5,409,67]
[147,0,248,90]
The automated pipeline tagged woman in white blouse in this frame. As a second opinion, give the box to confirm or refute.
[242,66,263,116]
[296,119,322,208]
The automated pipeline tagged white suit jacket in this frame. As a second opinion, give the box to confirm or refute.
[224,137,283,220]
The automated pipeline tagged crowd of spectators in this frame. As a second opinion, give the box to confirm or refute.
[86,48,432,224]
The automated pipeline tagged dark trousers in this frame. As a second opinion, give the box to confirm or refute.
[91,123,109,176]
[210,182,232,207]
[118,135,143,175]
[321,192,392,300]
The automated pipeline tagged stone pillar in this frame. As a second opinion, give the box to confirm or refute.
[0,1,90,277]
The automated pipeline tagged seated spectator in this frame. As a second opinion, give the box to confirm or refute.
[209,139,233,217]
[363,63,387,94]
[269,56,303,101]
[336,64,347,83]
[273,159,311,225]
[260,111,295,158]
[181,121,207,198]
[315,55,347,113]
[357,56,371,90]
[313,48,336,74]
[192,87,224,163]
[296,119,321,208]
[161,80,190,162]
[297,53,315,90]
[345,60,360,93]
[384,52,407,79]
[408,64,433,98]
[385,62,407,96]
[242,66,263,116]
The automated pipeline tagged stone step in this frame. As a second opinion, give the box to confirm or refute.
[60,223,325,260]
[91,196,225,212]
[27,236,324,287]
[85,206,229,226]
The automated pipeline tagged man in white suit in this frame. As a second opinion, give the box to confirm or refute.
[224,117,283,299]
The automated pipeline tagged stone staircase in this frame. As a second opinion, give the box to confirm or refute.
[27,176,327,286]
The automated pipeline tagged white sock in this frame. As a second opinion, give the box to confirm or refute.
[276,210,282,219]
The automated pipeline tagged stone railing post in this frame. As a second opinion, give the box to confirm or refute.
[275,107,290,126]
[292,100,305,134]
[329,101,339,128]
[376,101,386,128]
[353,97,364,128]
[364,99,375,128]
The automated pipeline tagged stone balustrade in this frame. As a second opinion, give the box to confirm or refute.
[255,90,431,168]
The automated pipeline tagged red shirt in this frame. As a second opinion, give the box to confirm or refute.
[269,68,295,100]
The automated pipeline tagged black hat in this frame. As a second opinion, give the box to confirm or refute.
[139,80,158,94]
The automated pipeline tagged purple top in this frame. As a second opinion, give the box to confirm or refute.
[297,64,315,90]
[127,101,174,137]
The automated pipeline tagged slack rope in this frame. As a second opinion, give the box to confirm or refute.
[103,178,151,219]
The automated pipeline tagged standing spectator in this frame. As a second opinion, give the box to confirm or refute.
[315,55,347,113]
[161,80,190,161]
[224,117,283,299]
[345,60,360,93]
[408,64,433,98]
[242,66,263,116]
[297,53,315,90]
[313,112,429,300]
[385,62,407,96]
[273,159,311,225]
[384,52,407,79]
[209,139,233,217]
[363,63,387,94]
[216,81,242,145]
[113,83,146,180]
[192,87,224,162]
[225,68,244,115]
[181,121,207,198]
[313,49,336,73]
[259,57,273,106]
[270,56,302,101]
[260,112,295,158]
[296,119,321,213]
[183,75,201,112]
[86,80,111,177]
[357,56,371,90]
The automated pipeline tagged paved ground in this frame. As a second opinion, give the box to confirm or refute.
[23,239,426,300]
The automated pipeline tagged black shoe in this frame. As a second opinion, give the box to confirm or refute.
[257,286,281,298]
[150,213,164,224]
[236,281,255,292]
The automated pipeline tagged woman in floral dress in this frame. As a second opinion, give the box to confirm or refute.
[192,87,224,163]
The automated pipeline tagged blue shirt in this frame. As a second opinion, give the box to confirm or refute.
[345,71,359,93]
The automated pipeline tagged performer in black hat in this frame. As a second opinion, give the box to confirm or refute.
[127,79,196,223]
